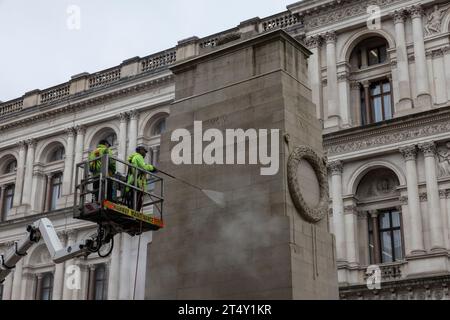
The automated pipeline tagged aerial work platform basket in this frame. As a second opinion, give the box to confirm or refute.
[73,154,164,236]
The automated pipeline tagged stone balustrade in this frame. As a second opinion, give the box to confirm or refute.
[260,12,301,32]
[0,98,23,117]
[0,9,303,119]
[141,50,177,72]
[88,67,121,89]
[40,84,70,104]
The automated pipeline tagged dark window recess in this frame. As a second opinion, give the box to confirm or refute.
[367,45,387,66]
[368,210,404,264]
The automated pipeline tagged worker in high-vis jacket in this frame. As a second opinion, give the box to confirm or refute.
[88,140,116,201]
[125,146,157,211]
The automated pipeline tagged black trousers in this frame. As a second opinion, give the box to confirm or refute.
[125,190,144,212]
[93,180,113,202]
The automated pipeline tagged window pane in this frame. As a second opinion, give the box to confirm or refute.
[360,87,367,125]
[391,211,401,228]
[379,212,391,229]
[373,97,383,122]
[383,95,392,120]
[393,230,403,261]
[371,84,381,95]
[382,82,391,93]
[379,46,387,63]
[368,49,379,65]
[368,231,375,264]
[380,231,393,263]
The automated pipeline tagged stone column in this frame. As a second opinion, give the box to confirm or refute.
[399,145,425,253]
[392,10,412,110]
[72,126,86,193]
[87,265,96,300]
[62,231,77,300]
[344,205,359,265]
[443,46,450,101]
[11,258,23,300]
[12,141,27,208]
[118,113,129,173]
[62,128,75,196]
[305,35,323,120]
[439,190,450,250]
[370,211,381,264]
[35,274,43,300]
[52,232,67,300]
[127,110,139,156]
[399,196,412,256]
[324,31,340,128]
[118,233,132,299]
[446,190,450,249]
[418,142,445,251]
[409,5,432,107]
[107,234,121,300]
[350,82,362,126]
[0,186,4,221]
[30,171,45,213]
[362,80,372,124]
[337,71,351,127]
[22,139,36,206]
[431,49,447,104]
[44,174,53,212]
[328,161,346,262]
[2,243,14,300]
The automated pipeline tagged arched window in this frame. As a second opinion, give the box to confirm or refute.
[348,36,392,126]
[50,173,63,210]
[93,264,108,300]
[2,184,15,220]
[152,117,167,136]
[356,168,404,265]
[103,133,117,147]
[39,273,53,300]
[49,146,65,162]
[4,160,17,174]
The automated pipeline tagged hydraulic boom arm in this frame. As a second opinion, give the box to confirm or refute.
[0,218,95,283]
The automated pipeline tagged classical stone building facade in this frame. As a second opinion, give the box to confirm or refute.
[1,0,450,300]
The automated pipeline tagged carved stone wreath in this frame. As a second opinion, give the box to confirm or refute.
[287,145,328,223]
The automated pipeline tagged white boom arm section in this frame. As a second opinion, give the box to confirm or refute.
[0,218,94,283]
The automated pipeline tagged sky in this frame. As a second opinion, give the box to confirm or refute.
[0,0,295,102]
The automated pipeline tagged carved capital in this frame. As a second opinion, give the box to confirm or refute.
[75,125,86,135]
[439,190,446,199]
[17,140,26,151]
[409,5,424,19]
[400,145,417,161]
[392,10,407,24]
[65,127,76,138]
[327,160,343,175]
[337,72,348,82]
[323,31,337,43]
[344,205,357,215]
[420,192,428,202]
[129,109,139,120]
[350,81,360,90]
[399,196,408,205]
[26,138,37,149]
[32,170,45,178]
[118,112,129,122]
[408,55,415,63]
[426,51,433,59]
[305,35,322,49]
[432,49,444,58]
[443,46,450,55]
[418,142,436,157]
[390,59,397,68]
